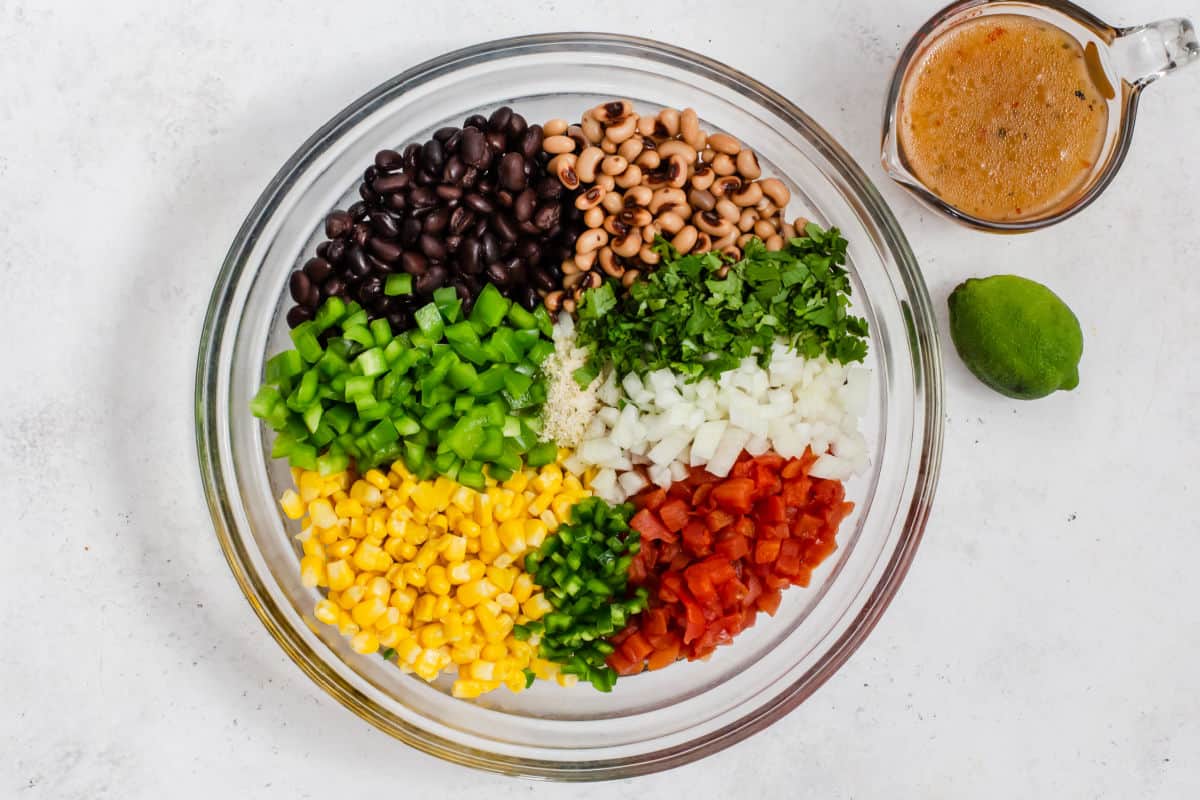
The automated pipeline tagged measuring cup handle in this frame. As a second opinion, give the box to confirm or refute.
[1112,18,1200,86]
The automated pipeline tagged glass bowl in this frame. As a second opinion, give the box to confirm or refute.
[195,33,943,780]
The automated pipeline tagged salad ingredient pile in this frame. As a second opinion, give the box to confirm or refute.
[255,100,874,699]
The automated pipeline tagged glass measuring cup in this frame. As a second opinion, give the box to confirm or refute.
[881,0,1199,232]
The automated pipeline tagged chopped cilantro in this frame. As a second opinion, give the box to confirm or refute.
[573,225,868,385]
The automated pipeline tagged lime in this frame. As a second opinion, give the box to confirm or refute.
[947,275,1083,400]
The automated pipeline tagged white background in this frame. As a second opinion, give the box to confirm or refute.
[3,1,1198,797]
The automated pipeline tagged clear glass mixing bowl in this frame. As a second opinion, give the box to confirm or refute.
[195,33,943,779]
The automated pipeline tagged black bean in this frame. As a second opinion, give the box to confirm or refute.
[316,241,331,260]
[496,190,514,209]
[435,183,463,202]
[373,172,411,194]
[535,176,563,199]
[486,261,512,287]
[367,253,394,274]
[286,305,314,326]
[516,238,541,263]
[419,233,447,261]
[449,206,474,236]
[443,155,467,183]
[506,112,528,140]
[532,267,557,292]
[303,257,333,283]
[385,192,407,212]
[409,186,437,209]
[368,237,402,263]
[433,126,459,143]
[401,251,428,276]
[517,285,540,311]
[400,217,422,247]
[452,280,472,303]
[359,183,380,203]
[323,276,346,297]
[325,239,346,264]
[351,223,370,247]
[460,127,488,167]
[463,115,488,130]
[375,149,403,171]
[499,152,527,192]
[444,129,463,152]
[363,165,378,184]
[487,106,513,132]
[403,142,422,170]
[289,271,312,304]
[481,232,500,263]
[460,166,479,188]
[464,193,494,214]
[520,125,543,161]
[503,255,527,283]
[347,201,368,221]
[477,177,496,195]
[361,275,384,303]
[325,210,353,239]
[445,234,462,254]
[387,311,409,331]
[532,202,560,230]
[460,237,482,274]
[491,213,518,242]
[423,207,450,235]
[345,245,372,277]
[420,138,445,171]
[484,129,507,155]
[415,265,448,294]
[369,211,401,238]
[517,220,541,236]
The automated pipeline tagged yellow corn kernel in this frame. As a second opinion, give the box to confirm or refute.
[314,599,339,625]
[402,564,426,589]
[528,491,554,516]
[350,480,383,506]
[318,526,340,545]
[390,587,417,613]
[280,489,305,519]
[414,541,439,569]
[522,593,553,621]
[486,566,515,594]
[461,609,477,626]
[497,520,526,554]
[511,573,534,604]
[495,592,518,614]
[457,518,481,539]
[452,679,489,699]
[533,465,562,491]
[339,584,366,610]
[426,565,451,596]
[326,560,354,591]
[562,473,584,493]
[551,495,576,522]
[375,606,402,630]
[418,623,446,649]
[480,526,501,556]
[308,499,338,529]
[556,672,579,688]
[413,594,437,623]
[352,596,387,628]
[476,494,494,527]
[327,539,355,560]
[505,671,528,693]
[396,541,418,561]
[523,519,549,550]
[347,516,367,539]
[451,643,482,665]
[503,471,530,493]
[467,560,487,581]
[443,612,464,643]
[352,541,384,572]
[466,538,481,554]
[334,498,364,519]
[456,579,497,608]
[447,562,473,584]
[378,625,409,648]
[433,595,452,619]
[298,471,324,502]
[481,642,508,662]
[300,534,325,559]
[337,617,360,637]
[366,576,391,599]
[540,510,559,531]
[385,563,405,588]
[531,657,559,680]
[492,554,515,569]
[469,660,496,680]
[350,630,379,654]
[441,535,467,562]
[396,637,421,665]
[299,555,326,588]
[353,572,373,588]
[507,640,533,662]
[364,469,391,491]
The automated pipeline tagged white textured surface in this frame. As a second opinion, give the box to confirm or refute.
[3,1,1199,797]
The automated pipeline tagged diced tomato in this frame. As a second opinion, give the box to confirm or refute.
[657,499,690,533]
[756,589,782,615]
[732,515,754,538]
[704,508,736,532]
[636,487,668,511]
[714,532,750,560]
[691,482,713,507]
[754,539,780,564]
[782,478,812,507]
[621,631,654,662]
[776,539,802,577]
[730,458,754,478]
[607,648,640,676]
[681,521,712,555]
[682,599,706,644]
[631,508,673,542]
[763,572,790,590]
[793,512,823,538]
[757,495,786,524]
[712,478,755,513]
[647,638,681,670]
[718,576,748,607]
[642,607,669,637]
[812,479,845,505]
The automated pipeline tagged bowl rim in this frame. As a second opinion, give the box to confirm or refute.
[195,31,944,780]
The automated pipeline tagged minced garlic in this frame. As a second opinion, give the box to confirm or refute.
[539,314,599,448]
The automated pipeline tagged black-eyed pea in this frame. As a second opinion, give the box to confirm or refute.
[604,115,638,144]
[720,246,740,261]
[618,137,644,162]
[600,138,618,154]
[671,224,698,254]
[575,146,605,183]
[641,222,660,242]
[561,257,579,276]
[730,181,763,207]
[711,153,736,176]
[657,108,681,137]
[544,290,565,312]
[663,203,693,220]
[758,177,791,209]
[543,118,569,136]
[754,219,777,239]
[602,214,628,237]
[595,173,616,192]
[792,216,810,234]
[756,200,779,218]
[680,108,704,150]
[601,190,625,214]
[582,269,603,290]
[712,175,742,197]
[712,230,738,251]
[583,206,605,228]
[695,210,733,238]
[566,125,589,153]
[600,155,628,176]
[575,185,606,211]
[615,164,643,189]
[636,115,657,137]
[618,206,652,228]
[737,233,756,249]
[715,198,740,222]
[736,149,761,180]
[581,113,603,144]
[575,227,609,254]
[644,168,670,188]
[765,234,785,252]
[635,149,661,170]
[715,265,731,278]
[622,268,642,288]
[737,208,760,233]
[563,271,585,289]
[598,246,624,278]
[666,153,690,189]
[707,132,741,154]
[649,187,687,214]
[657,211,686,235]
[637,244,660,265]
[701,146,716,164]
[779,219,796,239]
[625,185,653,207]
[592,100,633,124]
[612,230,642,258]
[574,250,597,271]
[688,187,716,212]
[657,139,698,165]
[691,165,715,191]
[693,231,713,252]
[543,135,576,154]
[550,153,579,189]
[562,296,577,314]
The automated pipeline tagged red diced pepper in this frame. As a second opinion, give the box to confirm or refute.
[647,637,681,670]
[704,508,735,531]
[658,498,690,533]
[681,521,712,555]
[756,589,782,615]
[711,478,755,513]
[754,539,780,564]
[631,508,673,542]
[621,631,654,662]
[757,495,786,524]
[636,487,668,511]
[714,532,750,560]
[692,482,713,507]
